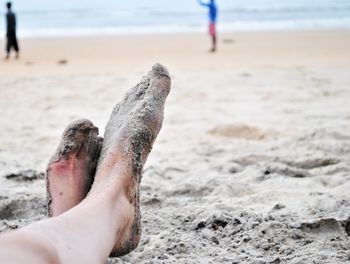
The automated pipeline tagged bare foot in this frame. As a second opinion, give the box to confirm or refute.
[92,64,171,257]
[46,119,103,217]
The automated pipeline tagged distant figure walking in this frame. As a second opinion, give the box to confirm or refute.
[198,0,218,52]
[5,2,19,59]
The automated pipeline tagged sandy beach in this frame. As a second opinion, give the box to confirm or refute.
[0,29,350,263]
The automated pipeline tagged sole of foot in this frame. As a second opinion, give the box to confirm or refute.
[92,63,171,257]
[46,119,103,217]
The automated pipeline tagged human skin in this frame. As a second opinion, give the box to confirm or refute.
[0,64,171,264]
[46,119,103,218]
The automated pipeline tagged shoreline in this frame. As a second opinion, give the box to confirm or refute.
[0,29,349,76]
[0,27,350,39]
[1,23,350,39]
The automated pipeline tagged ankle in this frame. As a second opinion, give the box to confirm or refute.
[112,193,136,244]
[89,183,134,221]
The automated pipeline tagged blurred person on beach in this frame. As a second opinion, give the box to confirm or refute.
[5,2,19,59]
[0,64,170,264]
[198,0,218,52]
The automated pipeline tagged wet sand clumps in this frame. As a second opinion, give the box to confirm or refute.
[0,197,46,232]
[5,170,44,182]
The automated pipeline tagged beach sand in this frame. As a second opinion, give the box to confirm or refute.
[0,30,350,263]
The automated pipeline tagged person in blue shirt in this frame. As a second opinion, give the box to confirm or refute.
[198,0,218,52]
[5,2,19,59]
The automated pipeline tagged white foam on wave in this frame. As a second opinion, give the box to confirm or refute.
[0,18,347,38]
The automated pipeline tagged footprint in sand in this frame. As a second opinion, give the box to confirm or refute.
[57,59,68,65]
[0,198,46,221]
[208,124,266,140]
[223,38,234,44]
[5,170,45,182]
[239,72,252,78]
[284,158,339,170]
[298,218,350,236]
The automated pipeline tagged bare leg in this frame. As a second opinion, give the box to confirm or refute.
[211,35,217,52]
[0,64,171,263]
[0,187,133,263]
[6,40,10,60]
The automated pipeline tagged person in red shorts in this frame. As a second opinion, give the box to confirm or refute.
[198,0,218,52]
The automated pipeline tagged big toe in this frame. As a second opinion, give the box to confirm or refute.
[151,63,170,79]
[146,63,171,102]
[135,63,171,100]
[54,119,99,160]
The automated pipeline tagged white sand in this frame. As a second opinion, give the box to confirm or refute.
[0,30,350,263]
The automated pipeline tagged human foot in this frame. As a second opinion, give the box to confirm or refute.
[92,64,171,257]
[46,119,103,217]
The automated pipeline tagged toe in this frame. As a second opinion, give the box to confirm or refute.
[151,63,170,79]
[146,63,171,103]
[53,119,99,161]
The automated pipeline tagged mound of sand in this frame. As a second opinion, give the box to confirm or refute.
[208,124,266,140]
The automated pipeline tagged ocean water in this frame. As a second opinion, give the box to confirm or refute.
[1,0,350,37]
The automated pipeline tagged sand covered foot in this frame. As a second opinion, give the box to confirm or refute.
[46,119,103,217]
[92,64,171,257]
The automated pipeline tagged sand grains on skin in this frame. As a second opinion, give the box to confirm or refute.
[46,119,102,217]
[91,64,171,257]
